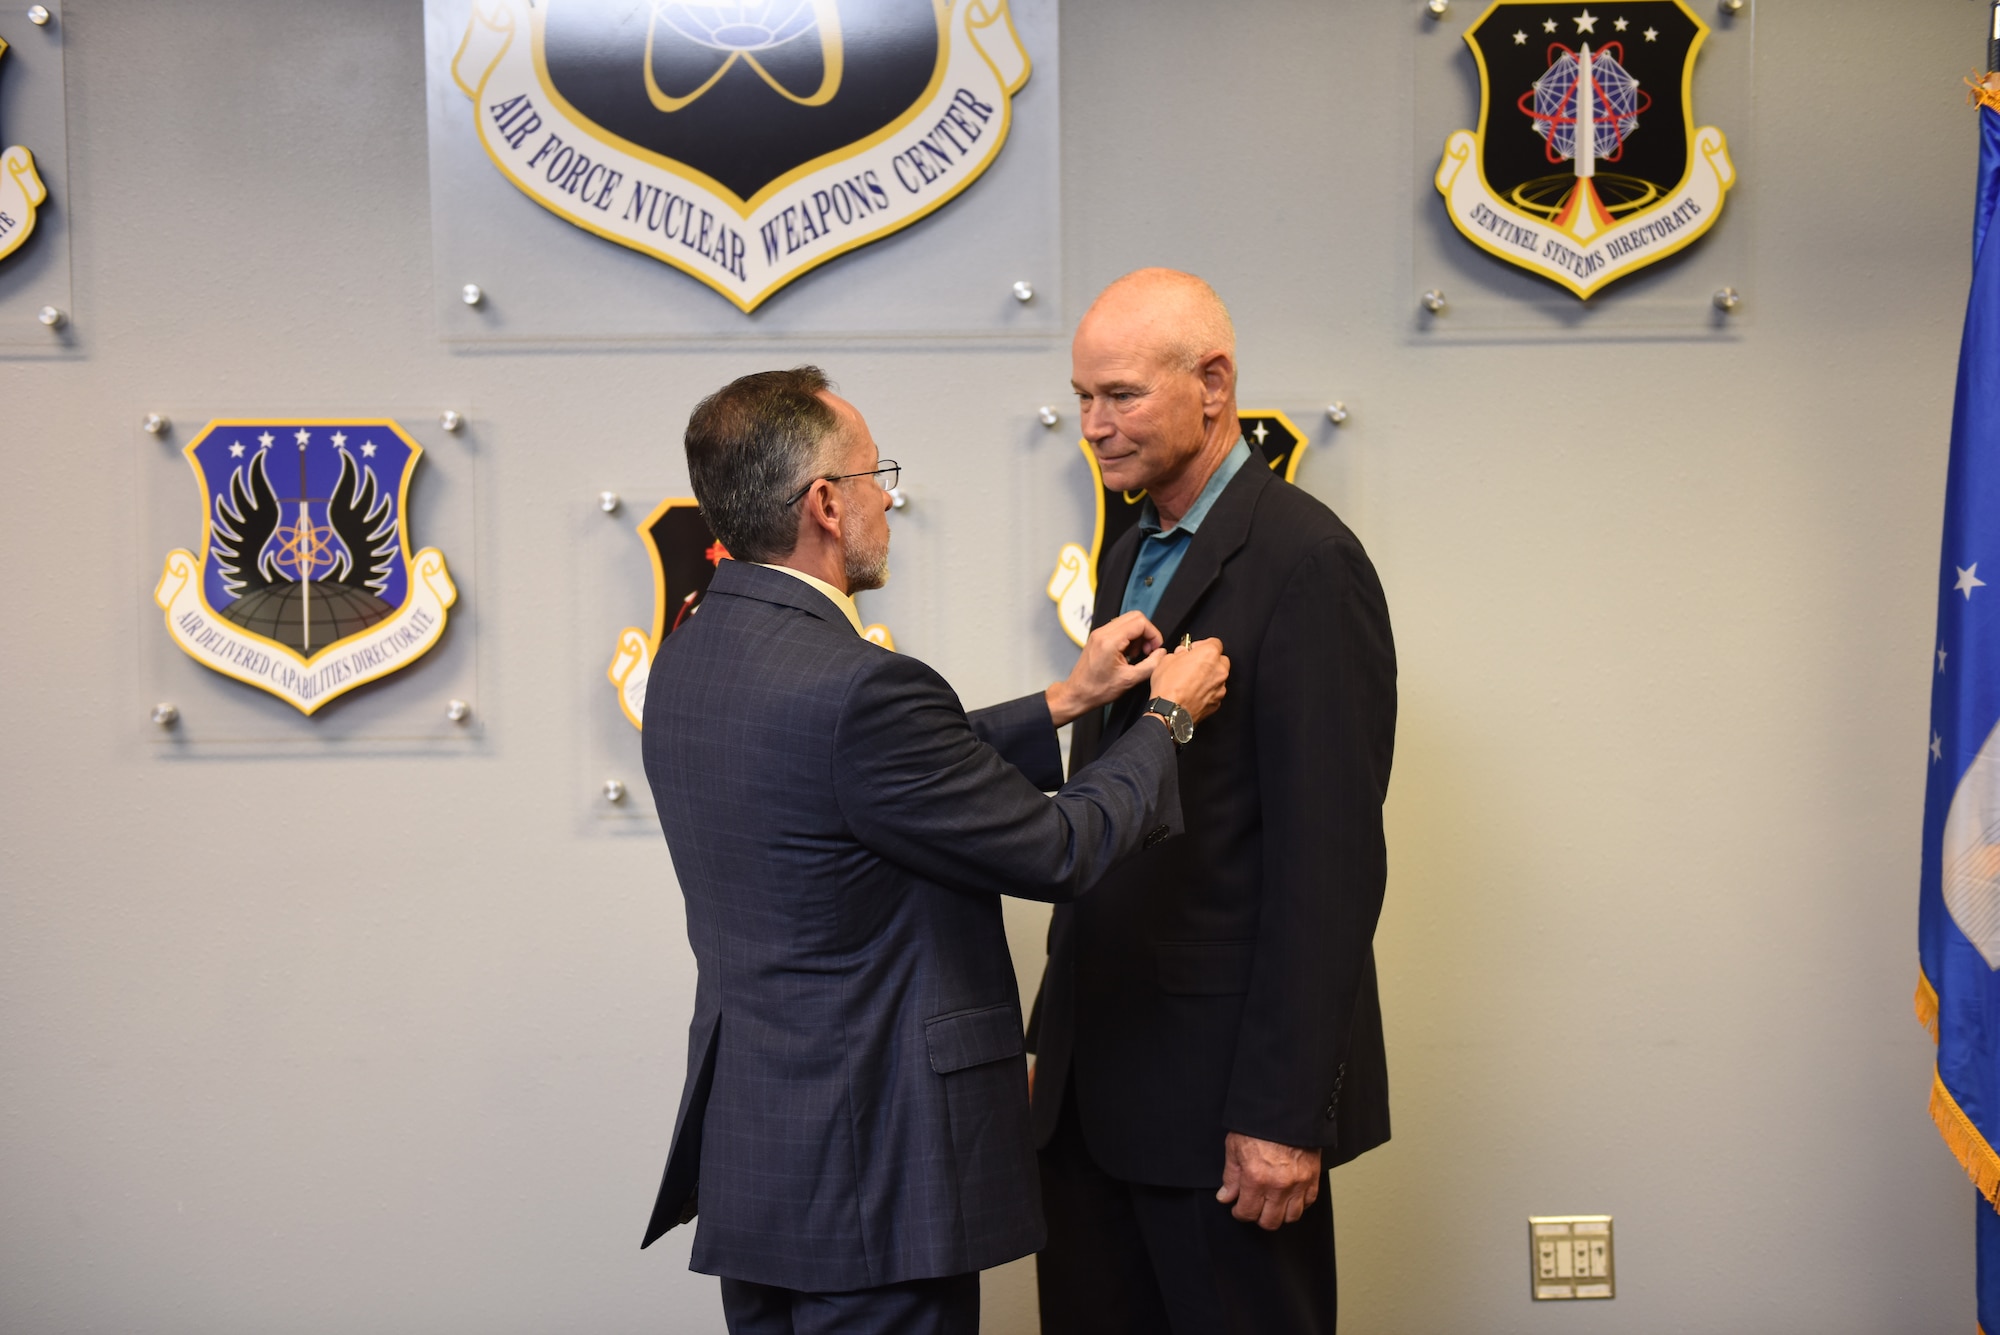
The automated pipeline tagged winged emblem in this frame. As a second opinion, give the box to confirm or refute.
[155,421,456,714]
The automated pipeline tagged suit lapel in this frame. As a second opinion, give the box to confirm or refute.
[1073,527,1143,770]
[1095,459,1274,745]
[1093,529,1142,634]
[1144,460,1270,643]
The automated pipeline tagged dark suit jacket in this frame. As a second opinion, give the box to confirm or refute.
[639,560,1183,1291]
[1028,459,1397,1189]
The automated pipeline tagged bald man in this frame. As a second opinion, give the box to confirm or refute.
[1026,271,1397,1334]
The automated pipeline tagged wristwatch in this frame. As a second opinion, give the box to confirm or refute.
[1144,697,1195,747]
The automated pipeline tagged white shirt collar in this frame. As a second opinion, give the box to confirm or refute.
[755,563,865,636]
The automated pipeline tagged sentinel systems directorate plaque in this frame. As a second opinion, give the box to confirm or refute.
[1434,0,1734,299]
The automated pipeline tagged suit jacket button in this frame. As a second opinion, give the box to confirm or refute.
[1325,1100,1338,1121]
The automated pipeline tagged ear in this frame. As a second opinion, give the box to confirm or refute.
[1197,350,1234,415]
[801,477,844,544]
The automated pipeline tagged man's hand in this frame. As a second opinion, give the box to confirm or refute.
[1216,1132,1322,1231]
[1150,638,1229,724]
[1045,611,1166,727]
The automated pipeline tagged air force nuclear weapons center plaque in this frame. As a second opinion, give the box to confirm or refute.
[452,0,1032,312]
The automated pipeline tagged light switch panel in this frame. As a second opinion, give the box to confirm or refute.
[1528,1215,1614,1300]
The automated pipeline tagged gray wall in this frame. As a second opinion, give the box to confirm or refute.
[0,1,1982,1330]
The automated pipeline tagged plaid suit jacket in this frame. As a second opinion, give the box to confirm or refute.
[639,559,1182,1290]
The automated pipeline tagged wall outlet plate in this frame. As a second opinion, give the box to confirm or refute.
[1528,1215,1614,1300]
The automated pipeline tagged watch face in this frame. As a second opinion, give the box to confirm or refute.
[1148,698,1194,746]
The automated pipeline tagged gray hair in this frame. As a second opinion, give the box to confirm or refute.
[683,366,845,564]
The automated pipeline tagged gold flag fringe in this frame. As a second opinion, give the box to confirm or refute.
[1917,968,1999,1205]
[1967,72,2000,113]
[1929,1070,2000,1210]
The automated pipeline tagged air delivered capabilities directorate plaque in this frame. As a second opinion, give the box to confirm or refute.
[155,421,457,715]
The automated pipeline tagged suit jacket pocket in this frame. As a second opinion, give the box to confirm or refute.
[1155,940,1257,996]
[925,1002,1026,1074]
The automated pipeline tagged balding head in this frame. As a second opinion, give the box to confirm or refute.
[1071,270,1242,518]
[1078,268,1236,376]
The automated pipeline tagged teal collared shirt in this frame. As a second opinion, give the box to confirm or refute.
[1119,437,1253,624]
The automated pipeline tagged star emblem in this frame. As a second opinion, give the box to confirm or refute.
[1957,564,1987,599]
[1643,26,1658,40]
[1514,28,1528,43]
[331,430,347,449]
[360,441,377,458]
[1543,17,1558,32]
[1939,645,1949,674]
[1574,9,1597,33]
[258,431,274,449]
[1933,732,1945,763]
[294,428,311,445]
[229,441,245,458]
[1614,16,1628,30]
[1252,421,1269,445]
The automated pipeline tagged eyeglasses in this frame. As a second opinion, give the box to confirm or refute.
[785,460,901,507]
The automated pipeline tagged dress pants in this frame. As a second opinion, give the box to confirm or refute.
[1036,1086,1337,1335]
[718,1272,980,1335]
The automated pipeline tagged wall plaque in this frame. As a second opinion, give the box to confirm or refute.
[0,32,46,265]
[1435,0,1734,298]
[609,496,891,728]
[1047,412,1308,647]
[155,421,458,714]
[450,0,1031,312]
[0,0,68,343]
